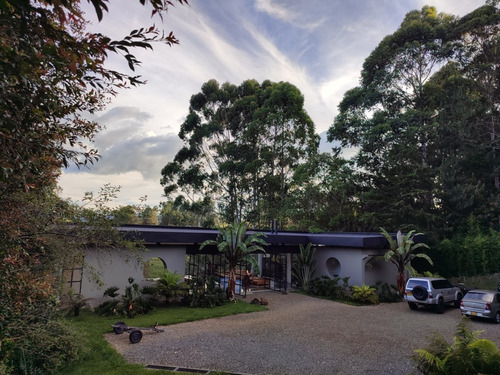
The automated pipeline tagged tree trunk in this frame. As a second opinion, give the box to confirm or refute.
[397,272,406,296]
[227,268,235,300]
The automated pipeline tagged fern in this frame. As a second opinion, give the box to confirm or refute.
[351,284,379,304]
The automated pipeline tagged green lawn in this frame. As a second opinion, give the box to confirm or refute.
[59,301,266,375]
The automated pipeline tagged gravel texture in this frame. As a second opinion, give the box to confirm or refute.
[106,291,500,375]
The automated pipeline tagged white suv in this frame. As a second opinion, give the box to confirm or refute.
[404,277,463,314]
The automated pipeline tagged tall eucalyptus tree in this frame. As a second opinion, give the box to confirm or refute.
[161,79,318,226]
[328,6,456,231]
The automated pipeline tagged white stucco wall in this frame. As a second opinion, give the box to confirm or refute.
[80,245,186,304]
[79,243,398,304]
[363,256,399,287]
[314,247,397,287]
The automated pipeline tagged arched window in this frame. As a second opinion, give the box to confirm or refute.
[143,257,167,279]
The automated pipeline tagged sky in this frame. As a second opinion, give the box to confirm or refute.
[58,0,487,208]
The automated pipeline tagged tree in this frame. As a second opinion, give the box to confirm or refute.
[441,3,500,230]
[159,196,216,227]
[328,6,456,231]
[200,221,267,299]
[329,3,500,234]
[380,228,433,295]
[285,152,360,232]
[0,1,187,372]
[112,205,141,224]
[161,79,318,226]
[1,0,187,195]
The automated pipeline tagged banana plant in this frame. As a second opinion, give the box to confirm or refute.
[380,228,433,296]
[201,220,267,299]
[292,243,316,293]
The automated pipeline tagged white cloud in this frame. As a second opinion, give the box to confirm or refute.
[254,0,325,30]
[255,0,295,23]
[58,171,165,208]
[60,106,184,206]
[58,0,491,208]
[417,0,486,16]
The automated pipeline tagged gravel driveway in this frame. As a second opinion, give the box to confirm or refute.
[106,291,500,375]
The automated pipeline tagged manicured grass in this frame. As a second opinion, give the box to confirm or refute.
[59,301,266,375]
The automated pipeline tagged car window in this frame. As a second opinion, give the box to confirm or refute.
[407,280,428,289]
[432,280,450,289]
[466,292,493,302]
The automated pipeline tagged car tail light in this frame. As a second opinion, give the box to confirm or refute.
[429,293,433,298]
[460,300,464,307]
[485,303,491,312]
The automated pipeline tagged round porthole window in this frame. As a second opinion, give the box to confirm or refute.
[326,257,341,277]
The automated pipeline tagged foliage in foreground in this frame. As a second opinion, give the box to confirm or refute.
[59,302,266,375]
[1,0,188,372]
[1,305,84,375]
[412,319,500,375]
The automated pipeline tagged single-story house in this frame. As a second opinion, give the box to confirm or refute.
[74,225,402,305]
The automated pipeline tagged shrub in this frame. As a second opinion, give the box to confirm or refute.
[3,305,85,374]
[351,284,379,304]
[185,276,226,308]
[103,286,120,299]
[64,290,87,317]
[413,320,500,375]
[374,282,401,303]
[308,276,351,300]
[155,270,188,305]
[140,285,158,296]
[94,299,119,316]
[95,279,155,317]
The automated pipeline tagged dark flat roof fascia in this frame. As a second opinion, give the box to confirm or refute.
[118,225,390,249]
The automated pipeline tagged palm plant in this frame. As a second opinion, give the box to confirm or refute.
[200,220,267,299]
[292,243,316,292]
[380,228,433,296]
[155,269,188,305]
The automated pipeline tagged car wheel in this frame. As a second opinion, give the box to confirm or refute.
[129,329,143,344]
[412,286,428,301]
[435,298,445,314]
[454,293,463,308]
[113,321,126,334]
[495,312,500,324]
[408,302,418,310]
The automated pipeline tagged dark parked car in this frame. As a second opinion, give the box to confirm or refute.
[460,290,500,324]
